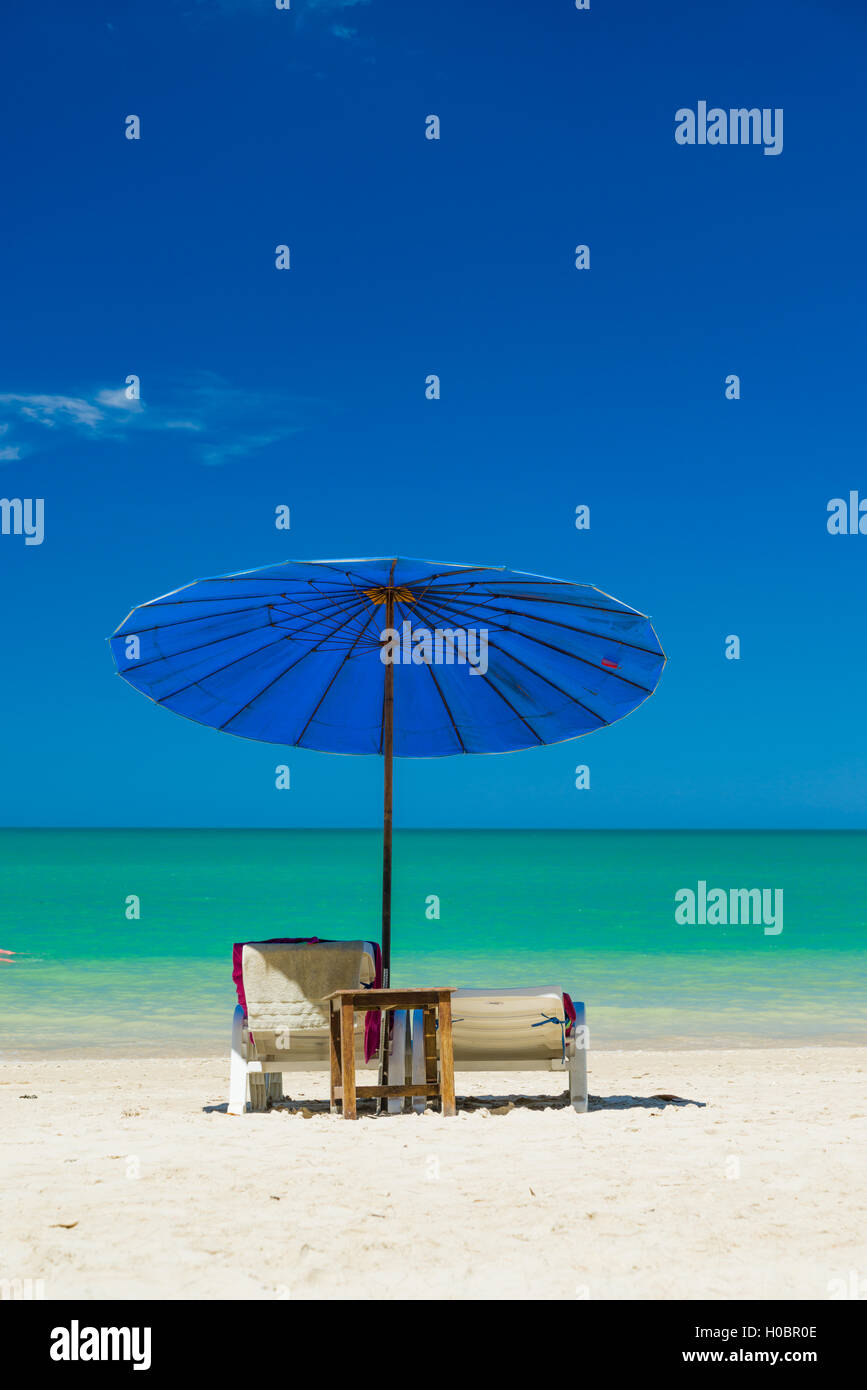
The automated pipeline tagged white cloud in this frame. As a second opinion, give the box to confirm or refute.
[0,393,105,429]
[94,387,144,412]
[0,374,316,466]
[199,433,291,467]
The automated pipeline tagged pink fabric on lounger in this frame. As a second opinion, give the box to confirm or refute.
[563,992,577,1034]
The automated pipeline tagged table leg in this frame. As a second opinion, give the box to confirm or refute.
[329,1002,342,1114]
[410,1009,426,1114]
[437,994,456,1117]
[423,1006,438,1090]
[340,999,357,1120]
[376,1008,389,1116]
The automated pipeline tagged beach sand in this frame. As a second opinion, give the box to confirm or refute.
[2,1048,865,1301]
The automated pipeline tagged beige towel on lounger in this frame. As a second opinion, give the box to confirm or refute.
[242,940,375,1034]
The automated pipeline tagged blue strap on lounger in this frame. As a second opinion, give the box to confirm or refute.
[531,1012,568,1062]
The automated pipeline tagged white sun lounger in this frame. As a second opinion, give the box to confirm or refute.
[227,939,379,1114]
[404,986,588,1112]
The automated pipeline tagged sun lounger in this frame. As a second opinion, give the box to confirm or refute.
[228,939,379,1114]
[404,985,588,1112]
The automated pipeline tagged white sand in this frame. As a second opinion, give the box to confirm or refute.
[2,1049,865,1301]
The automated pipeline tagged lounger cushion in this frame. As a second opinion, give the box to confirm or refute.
[451,986,576,1061]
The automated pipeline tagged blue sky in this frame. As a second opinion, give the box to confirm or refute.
[1,0,865,828]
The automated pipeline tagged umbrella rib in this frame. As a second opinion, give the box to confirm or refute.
[412,595,607,727]
[116,604,280,646]
[431,586,637,616]
[428,593,664,658]
[136,586,380,636]
[430,578,599,588]
[154,630,296,705]
[301,562,502,590]
[291,608,382,746]
[410,597,545,745]
[487,638,607,721]
[272,593,382,646]
[295,562,398,589]
[193,572,367,585]
[120,588,368,635]
[420,591,657,695]
[216,602,377,732]
[118,600,305,635]
[154,599,370,709]
[265,581,381,637]
[117,616,281,674]
[269,592,383,644]
[422,660,467,752]
[318,569,382,624]
[118,597,373,676]
[139,589,325,605]
[407,566,504,596]
[392,590,466,750]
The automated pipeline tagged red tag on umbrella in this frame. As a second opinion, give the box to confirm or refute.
[601,658,619,669]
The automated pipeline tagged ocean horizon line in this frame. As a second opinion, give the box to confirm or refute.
[2,825,866,835]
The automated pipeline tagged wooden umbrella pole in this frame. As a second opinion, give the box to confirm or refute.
[381,587,395,987]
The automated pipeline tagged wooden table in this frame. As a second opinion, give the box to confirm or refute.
[325,987,457,1120]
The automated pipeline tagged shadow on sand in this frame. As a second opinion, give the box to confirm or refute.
[204,1092,706,1116]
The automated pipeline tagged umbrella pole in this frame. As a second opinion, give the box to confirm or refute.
[381,591,395,987]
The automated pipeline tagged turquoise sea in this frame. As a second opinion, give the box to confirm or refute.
[0,830,864,1056]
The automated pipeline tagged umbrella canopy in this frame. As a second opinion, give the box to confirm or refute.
[110,557,666,981]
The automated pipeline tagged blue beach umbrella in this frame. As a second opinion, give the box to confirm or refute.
[110,557,666,983]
